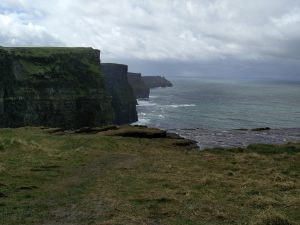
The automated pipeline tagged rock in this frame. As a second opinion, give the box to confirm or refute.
[102,63,138,124]
[73,125,119,134]
[173,139,198,148]
[74,127,101,134]
[169,128,300,150]
[47,128,65,134]
[166,132,183,139]
[167,132,198,149]
[127,72,150,99]
[117,130,167,138]
[132,125,148,128]
[142,76,173,89]
[105,126,167,138]
[251,127,271,131]
[0,47,114,129]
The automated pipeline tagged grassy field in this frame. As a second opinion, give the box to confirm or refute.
[0,126,299,225]
[0,47,96,57]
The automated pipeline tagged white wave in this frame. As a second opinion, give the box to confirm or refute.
[138,112,147,116]
[158,114,165,118]
[132,118,150,125]
[165,104,196,108]
[137,100,157,107]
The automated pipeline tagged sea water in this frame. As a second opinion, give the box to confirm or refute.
[134,78,300,129]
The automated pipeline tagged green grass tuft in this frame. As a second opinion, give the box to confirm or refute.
[251,208,295,225]
[0,127,299,225]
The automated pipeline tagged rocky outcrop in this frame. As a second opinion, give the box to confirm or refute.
[127,72,150,99]
[0,47,114,129]
[169,128,300,150]
[102,63,138,124]
[142,76,173,88]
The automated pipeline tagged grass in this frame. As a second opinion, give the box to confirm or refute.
[19,59,53,75]
[0,47,96,57]
[0,126,299,225]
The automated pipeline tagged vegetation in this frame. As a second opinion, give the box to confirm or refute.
[0,126,299,225]
[0,47,96,57]
[0,47,114,129]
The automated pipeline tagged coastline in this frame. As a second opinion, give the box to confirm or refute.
[168,127,300,150]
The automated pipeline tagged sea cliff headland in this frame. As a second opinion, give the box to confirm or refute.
[0,47,114,128]
[0,47,299,225]
[142,75,173,88]
[101,63,138,124]
[127,72,150,99]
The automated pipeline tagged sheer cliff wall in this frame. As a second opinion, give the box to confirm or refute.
[0,47,114,128]
[142,76,173,89]
[127,72,150,99]
[102,63,138,124]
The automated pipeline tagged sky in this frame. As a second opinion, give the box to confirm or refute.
[0,0,300,79]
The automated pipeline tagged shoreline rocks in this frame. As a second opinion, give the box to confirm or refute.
[168,128,300,150]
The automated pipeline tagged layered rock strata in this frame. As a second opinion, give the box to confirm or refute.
[127,72,150,99]
[102,63,138,124]
[0,47,114,128]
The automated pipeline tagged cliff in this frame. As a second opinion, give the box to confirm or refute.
[127,72,150,99]
[101,63,138,124]
[142,76,173,88]
[0,47,114,129]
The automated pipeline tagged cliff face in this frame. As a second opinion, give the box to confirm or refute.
[127,72,150,99]
[101,63,138,124]
[0,47,114,129]
[142,76,173,89]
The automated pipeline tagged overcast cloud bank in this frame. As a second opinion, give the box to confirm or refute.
[0,0,299,78]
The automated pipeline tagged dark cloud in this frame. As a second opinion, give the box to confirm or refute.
[0,0,299,79]
[107,57,300,81]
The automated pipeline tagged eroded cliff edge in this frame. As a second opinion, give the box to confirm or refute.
[0,47,114,128]
[142,76,173,88]
[127,72,150,99]
[102,63,138,124]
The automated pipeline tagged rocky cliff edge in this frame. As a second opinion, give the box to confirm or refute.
[0,47,114,128]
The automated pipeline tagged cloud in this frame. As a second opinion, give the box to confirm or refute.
[0,6,62,46]
[0,0,300,63]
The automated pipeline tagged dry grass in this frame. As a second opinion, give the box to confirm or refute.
[250,208,295,225]
[0,127,299,225]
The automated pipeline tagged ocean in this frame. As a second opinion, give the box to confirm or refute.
[133,78,300,130]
